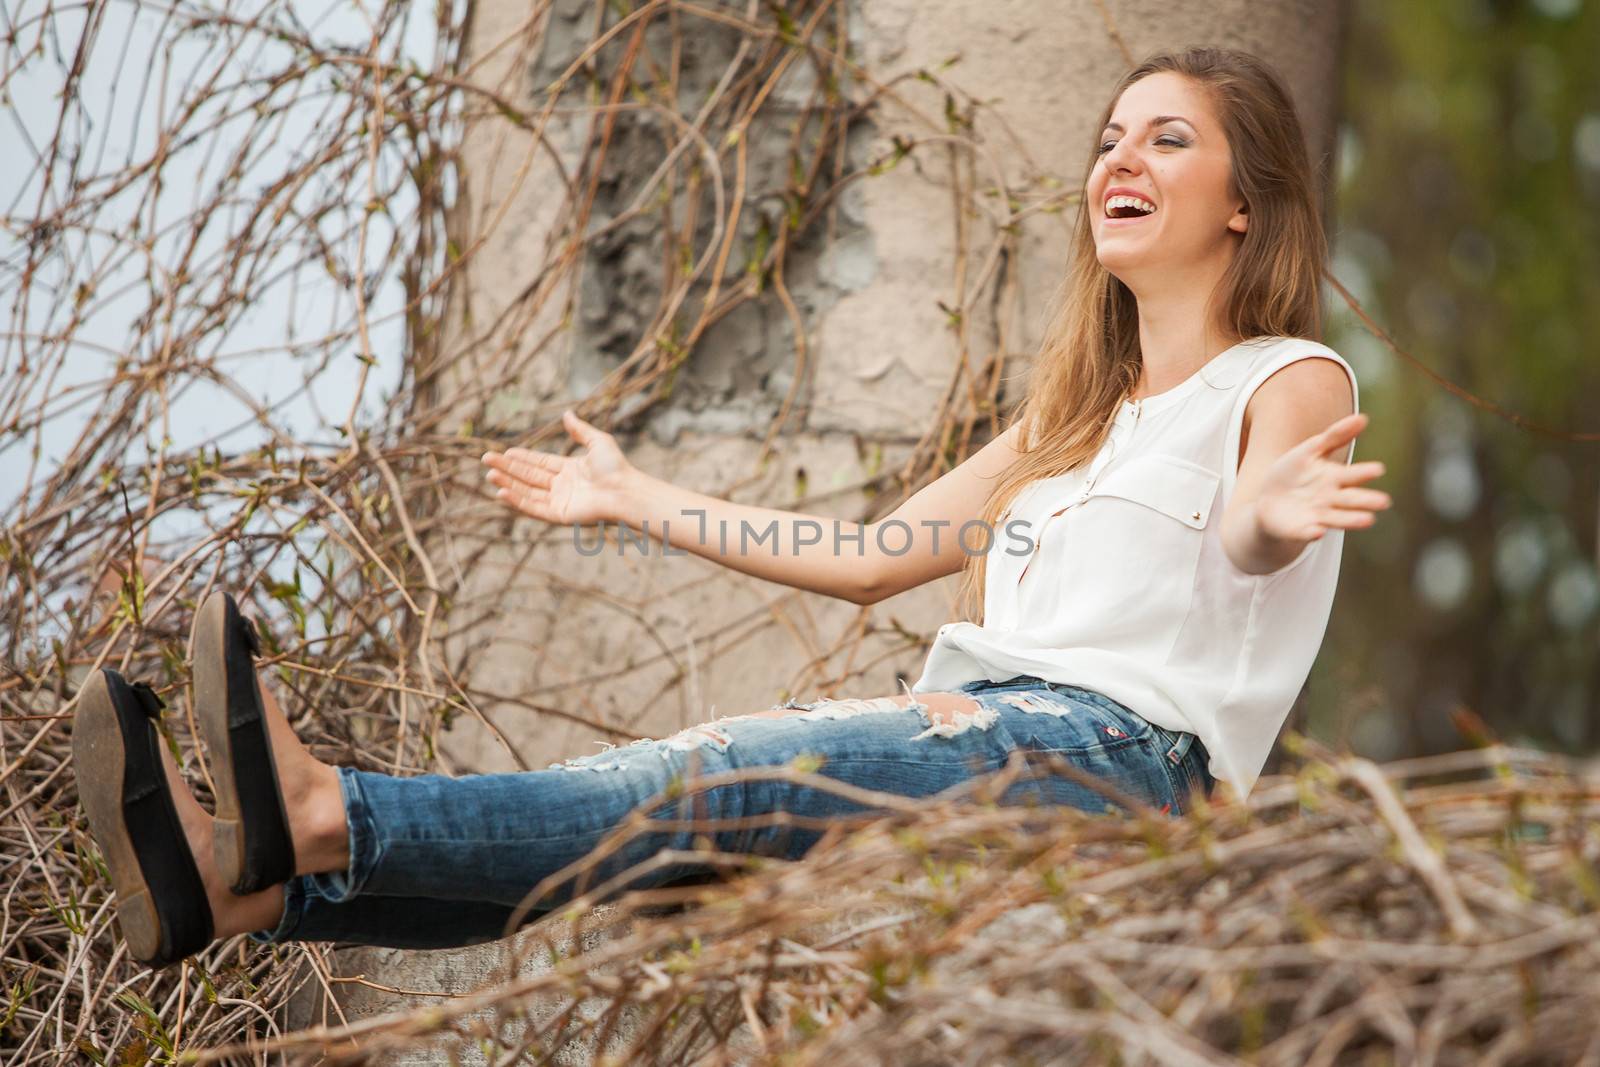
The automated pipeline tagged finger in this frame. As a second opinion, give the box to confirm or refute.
[562,409,604,446]
[492,484,557,524]
[1283,412,1364,463]
[487,469,557,508]
[501,446,562,472]
[1315,412,1368,456]
[1335,460,1387,485]
[493,448,561,487]
[484,469,525,496]
[1331,487,1392,511]
[482,448,541,472]
[1318,507,1377,529]
[507,460,555,492]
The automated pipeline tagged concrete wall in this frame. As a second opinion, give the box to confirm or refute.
[416,0,1345,778]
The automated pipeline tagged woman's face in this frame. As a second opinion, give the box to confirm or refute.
[1087,71,1248,284]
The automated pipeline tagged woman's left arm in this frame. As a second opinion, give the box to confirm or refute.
[1220,357,1392,576]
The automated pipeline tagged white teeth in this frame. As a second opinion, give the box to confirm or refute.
[1105,194,1156,216]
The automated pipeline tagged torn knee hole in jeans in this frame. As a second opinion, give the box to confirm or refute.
[788,695,909,722]
[547,734,653,772]
[714,689,919,727]
[767,681,997,741]
[548,714,779,772]
[546,686,999,772]
[546,723,736,772]
[710,693,921,730]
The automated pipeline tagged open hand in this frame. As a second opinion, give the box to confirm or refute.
[1255,412,1391,543]
[481,410,633,527]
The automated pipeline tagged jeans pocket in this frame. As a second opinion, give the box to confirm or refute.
[1043,691,1199,816]
[980,686,1144,757]
[1045,685,1156,744]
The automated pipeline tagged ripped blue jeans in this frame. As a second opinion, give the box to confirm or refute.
[253,675,1214,949]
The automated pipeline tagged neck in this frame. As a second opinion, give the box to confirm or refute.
[1119,251,1241,399]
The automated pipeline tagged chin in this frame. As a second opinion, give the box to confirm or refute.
[1094,245,1144,280]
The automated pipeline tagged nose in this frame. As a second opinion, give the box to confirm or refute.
[1101,135,1144,177]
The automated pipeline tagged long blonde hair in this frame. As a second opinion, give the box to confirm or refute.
[956,46,1328,623]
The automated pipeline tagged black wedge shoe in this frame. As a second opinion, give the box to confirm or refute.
[73,669,215,970]
[193,590,296,895]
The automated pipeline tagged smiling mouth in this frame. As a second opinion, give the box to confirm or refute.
[1104,194,1157,221]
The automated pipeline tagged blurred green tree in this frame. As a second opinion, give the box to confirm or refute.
[1304,0,1600,768]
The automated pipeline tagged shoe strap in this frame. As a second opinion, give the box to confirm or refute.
[128,680,166,720]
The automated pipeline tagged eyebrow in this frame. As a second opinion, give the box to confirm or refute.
[1101,115,1196,134]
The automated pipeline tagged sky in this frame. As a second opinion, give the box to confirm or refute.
[0,0,442,513]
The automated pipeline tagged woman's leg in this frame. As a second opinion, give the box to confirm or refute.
[218,677,1206,951]
[255,680,1211,950]
[255,688,1017,948]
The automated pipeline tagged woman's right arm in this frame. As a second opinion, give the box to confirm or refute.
[483,411,1026,606]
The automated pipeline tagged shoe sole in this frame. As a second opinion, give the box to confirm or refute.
[193,591,294,894]
[73,670,212,968]
[73,671,164,963]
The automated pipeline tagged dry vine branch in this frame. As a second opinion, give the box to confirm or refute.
[169,746,1600,1065]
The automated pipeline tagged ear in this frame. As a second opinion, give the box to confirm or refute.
[1227,199,1249,235]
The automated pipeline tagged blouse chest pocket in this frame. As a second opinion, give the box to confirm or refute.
[1086,454,1220,530]
[1010,453,1222,660]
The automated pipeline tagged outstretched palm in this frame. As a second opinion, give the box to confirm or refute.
[481,411,632,527]
[1255,412,1391,543]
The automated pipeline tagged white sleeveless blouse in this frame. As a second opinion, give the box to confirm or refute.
[911,336,1359,799]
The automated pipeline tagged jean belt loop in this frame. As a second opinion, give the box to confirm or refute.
[1163,727,1195,767]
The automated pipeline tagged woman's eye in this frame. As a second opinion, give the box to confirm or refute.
[1097,136,1187,155]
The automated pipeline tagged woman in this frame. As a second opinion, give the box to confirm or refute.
[73,46,1390,969]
